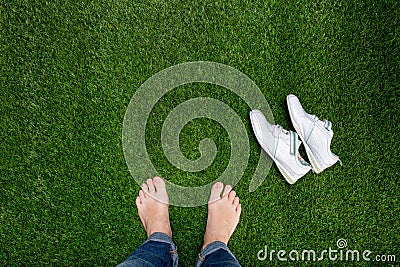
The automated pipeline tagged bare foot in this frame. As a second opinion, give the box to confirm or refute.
[202,182,241,250]
[135,177,172,238]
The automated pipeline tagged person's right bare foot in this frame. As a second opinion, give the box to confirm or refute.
[202,182,242,250]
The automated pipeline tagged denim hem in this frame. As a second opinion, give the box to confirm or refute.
[145,232,178,267]
[195,241,238,267]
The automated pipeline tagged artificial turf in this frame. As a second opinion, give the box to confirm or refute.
[1,0,399,266]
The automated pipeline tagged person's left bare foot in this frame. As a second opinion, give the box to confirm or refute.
[135,177,172,238]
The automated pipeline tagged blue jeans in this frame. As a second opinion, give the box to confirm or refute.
[117,232,241,267]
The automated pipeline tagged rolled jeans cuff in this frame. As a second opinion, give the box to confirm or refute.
[146,232,178,267]
[195,241,238,267]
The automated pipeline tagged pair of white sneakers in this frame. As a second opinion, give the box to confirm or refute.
[250,94,341,184]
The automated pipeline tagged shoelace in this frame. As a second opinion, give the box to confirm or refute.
[274,125,289,137]
[275,125,298,156]
[311,114,332,131]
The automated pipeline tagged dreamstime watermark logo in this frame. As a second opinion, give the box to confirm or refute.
[257,238,397,263]
[122,61,274,207]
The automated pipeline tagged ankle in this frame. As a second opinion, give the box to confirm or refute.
[202,235,228,250]
[147,227,172,239]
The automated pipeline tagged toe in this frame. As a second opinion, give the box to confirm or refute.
[142,183,149,193]
[236,203,242,214]
[228,190,236,202]
[222,184,232,198]
[153,176,169,204]
[209,182,224,203]
[146,178,156,194]
[139,190,145,200]
[135,196,141,206]
[153,176,166,192]
[233,196,240,207]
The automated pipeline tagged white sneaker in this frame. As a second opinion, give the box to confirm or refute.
[287,94,340,173]
[250,110,312,184]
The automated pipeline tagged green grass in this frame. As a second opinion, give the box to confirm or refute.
[1,0,399,266]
